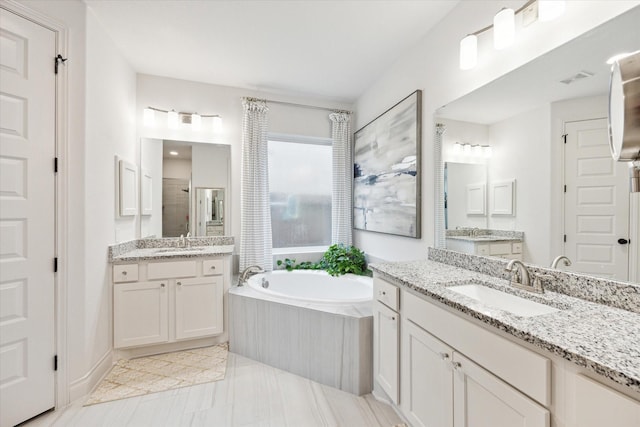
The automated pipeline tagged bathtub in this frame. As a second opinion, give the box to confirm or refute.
[246,270,373,304]
[229,270,373,395]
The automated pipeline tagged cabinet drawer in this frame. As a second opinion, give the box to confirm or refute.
[113,264,139,283]
[476,244,490,256]
[512,242,522,254]
[374,277,399,311]
[147,260,197,280]
[203,259,224,276]
[403,290,551,406]
[489,242,512,255]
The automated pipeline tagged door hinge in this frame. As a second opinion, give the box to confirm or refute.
[54,257,58,273]
[562,134,567,144]
[54,54,68,74]
[54,355,58,371]
[564,235,567,243]
[564,185,567,193]
[54,157,58,173]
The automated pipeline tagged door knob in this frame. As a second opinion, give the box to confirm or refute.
[618,238,630,245]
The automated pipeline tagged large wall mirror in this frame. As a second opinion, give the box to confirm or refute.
[140,138,230,238]
[435,7,640,283]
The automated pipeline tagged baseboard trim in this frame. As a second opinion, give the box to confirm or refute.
[68,349,113,403]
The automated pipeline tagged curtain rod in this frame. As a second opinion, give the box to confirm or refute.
[244,97,351,114]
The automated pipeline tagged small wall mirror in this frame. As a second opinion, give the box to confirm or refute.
[140,138,230,238]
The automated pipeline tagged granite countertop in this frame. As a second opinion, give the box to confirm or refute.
[446,235,522,242]
[370,259,640,394]
[111,245,235,262]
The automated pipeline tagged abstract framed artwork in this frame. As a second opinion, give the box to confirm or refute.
[353,90,422,238]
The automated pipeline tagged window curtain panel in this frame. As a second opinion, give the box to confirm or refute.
[240,98,273,271]
[434,123,446,249]
[329,112,353,245]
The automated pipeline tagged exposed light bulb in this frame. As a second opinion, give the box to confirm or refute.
[459,34,478,70]
[143,108,155,127]
[167,110,179,129]
[472,145,482,156]
[494,8,515,50]
[191,113,201,131]
[463,143,471,154]
[454,142,462,154]
[212,116,222,133]
[483,145,493,158]
[538,0,565,22]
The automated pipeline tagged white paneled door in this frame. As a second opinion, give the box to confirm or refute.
[0,8,56,426]
[564,118,630,280]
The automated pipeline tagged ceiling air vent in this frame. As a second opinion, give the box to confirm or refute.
[560,70,595,85]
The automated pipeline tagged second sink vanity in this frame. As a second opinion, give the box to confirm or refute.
[109,236,234,358]
[371,248,640,427]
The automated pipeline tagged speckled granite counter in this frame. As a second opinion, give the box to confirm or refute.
[446,235,522,242]
[369,259,640,394]
[109,237,234,262]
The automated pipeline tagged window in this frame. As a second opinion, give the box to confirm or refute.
[268,136,332,248]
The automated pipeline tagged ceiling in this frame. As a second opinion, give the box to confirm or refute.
[436,6,640,124]
[85,0,459,103]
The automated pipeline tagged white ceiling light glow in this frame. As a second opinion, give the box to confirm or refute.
[191,113,202,131]
[143,108,155,127]
[459,35,478,70]
[493,8,515,50]
[538,0,565,22]
[167,110,179,129]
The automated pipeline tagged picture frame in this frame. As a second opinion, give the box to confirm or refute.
[353,90,422,238]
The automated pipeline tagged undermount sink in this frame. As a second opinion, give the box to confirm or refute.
[448,283,560,317]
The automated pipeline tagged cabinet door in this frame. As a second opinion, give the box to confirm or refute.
[573,374,640,427]
[114,281,168,348]
[175,276,223,340]
[374,301,399,404]
[402,319,454,427]
[453,352,549,427]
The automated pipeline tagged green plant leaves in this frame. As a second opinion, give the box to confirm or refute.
[276,244,371,277]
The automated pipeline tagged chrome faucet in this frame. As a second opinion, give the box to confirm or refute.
[470,227,480,237]
[238,265,265,286]
[550,255,572,269]
[178,234,185,248]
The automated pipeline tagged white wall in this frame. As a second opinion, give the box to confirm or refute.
[354,1,637,262]
[16,0,138,402]
[488,105,551,265]
[137,74,352,258]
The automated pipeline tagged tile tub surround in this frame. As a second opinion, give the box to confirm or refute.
[109,237,235,262]
[229,285,373,395]
[369,258,640,393]
[428,247,640,314]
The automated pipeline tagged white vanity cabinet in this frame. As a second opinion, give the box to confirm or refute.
[572,374,640,427]
[373,278,400,404]
[373,276,551,427]
[113,256,227,349]
[446,238,523,260]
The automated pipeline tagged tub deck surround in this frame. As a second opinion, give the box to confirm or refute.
[229,271,374,395]
[369,257,640,394]
[109,237,234,262]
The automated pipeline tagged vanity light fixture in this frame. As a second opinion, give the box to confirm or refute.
[459,0,566,71]
[167,110,179,130]
[454,142,492,159]
[493,7,515,50]
[142,106,222,133]
[459,34,478,70]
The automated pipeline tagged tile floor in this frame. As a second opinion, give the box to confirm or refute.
[23,352,404,427]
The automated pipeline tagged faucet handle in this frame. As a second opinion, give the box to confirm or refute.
[531,273,553,293]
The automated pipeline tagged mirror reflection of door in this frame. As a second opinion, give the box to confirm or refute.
[162,178,190,237]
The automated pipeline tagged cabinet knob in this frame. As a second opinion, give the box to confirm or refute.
[177,281,182,286]
[160,283,165,288]
[122,271,127,275]
[440,353,450,361]
[210,266,216,270]
[452,361,462,370]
